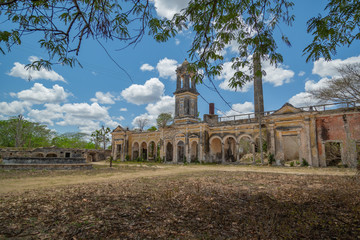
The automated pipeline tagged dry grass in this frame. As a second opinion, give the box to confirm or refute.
[0,164,359,239]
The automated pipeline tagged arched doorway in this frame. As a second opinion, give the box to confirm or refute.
[166,142,173,162]
[177,141,185,163]
[141,142,147,160]
[148,141,156,161]
[33,153,44,158]
[87,152,97,162]
[210,138,222,163]
[190,141,198,162]
[238,136,254,163]
[46,153,57,158]
[224,137,236,162]
[132,142,139,160]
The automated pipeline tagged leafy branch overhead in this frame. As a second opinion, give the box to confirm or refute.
[0,0,155,70]
[150,0,294,90]
[304,0,360,62]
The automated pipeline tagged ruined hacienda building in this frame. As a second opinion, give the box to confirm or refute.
[112,60,360,167]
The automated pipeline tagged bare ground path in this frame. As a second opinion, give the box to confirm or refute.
[0,163,356,194]
[1,163,359,239]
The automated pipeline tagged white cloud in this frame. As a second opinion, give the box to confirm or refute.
[217,61,253,92]
[288,92,322,107]
[262,61,294,87]
[288,55,360,108]
[121,78,164,105]
[312,55,360,78]
[217,59,294,92]
[90,91,115,104]
[156,57,178,80]
[152,0,190,19]
[287,78,331,108]
[132,95,175,127]
[120,108,127,112]
[14,83,69,104]
[304,78,331,92]
[140,63,155,71]
[218,101,254,117]
[146,96,175,116]
[131,113,156,129]
[298,71,306,77]
[105,119,122,129]
[7,56,66,82]
[27,104,64,126]
[61,102,108,120]
[0,101,30,116]
[175,39,180,45]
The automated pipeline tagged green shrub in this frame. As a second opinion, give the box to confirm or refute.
[290,161,294,167]
[301,158,309,167]
[268,153,275,165]
[125,155,130,161]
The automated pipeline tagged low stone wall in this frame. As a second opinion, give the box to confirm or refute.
[3,157,86,165]
[0,164,92,170]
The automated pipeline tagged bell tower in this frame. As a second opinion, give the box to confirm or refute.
[174,59,199,124]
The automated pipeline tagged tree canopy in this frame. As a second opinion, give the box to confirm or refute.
[0,115,54,148]
[156,113,173,128]
[0,0,155,70]
[150,0,294,90]
[304,0,360,62]
[51,132,95,149]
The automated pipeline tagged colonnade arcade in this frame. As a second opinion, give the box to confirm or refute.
[126,133,263,163]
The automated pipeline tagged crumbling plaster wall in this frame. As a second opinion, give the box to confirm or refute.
[316,112,360,167]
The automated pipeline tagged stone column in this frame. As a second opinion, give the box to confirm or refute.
[269,123,275,155]
[176,74,181,89]
[191,76,196,89]
[221,142,225,163]
[236,142,240,162]
[309,116,319,167]
[199,127,204,162]
[184,74,190,89]
[173,142,177,163]
[343,113,357,167]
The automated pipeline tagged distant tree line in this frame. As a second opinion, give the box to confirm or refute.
[0,115,111,149]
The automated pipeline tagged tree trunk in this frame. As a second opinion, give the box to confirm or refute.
[253,52,264,117]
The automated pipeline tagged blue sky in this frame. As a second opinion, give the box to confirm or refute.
[1,0,360,135]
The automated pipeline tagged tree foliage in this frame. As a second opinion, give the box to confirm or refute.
[51,132,94,149]
[147,126,157,132]
[0,115,54,148]
[156,113,173,128]
[304,0,360,62]
[150,0,294,90]
[0,0,155,70]
[309,63,360,103]
[99,125,111,150]
[91,129,102,149]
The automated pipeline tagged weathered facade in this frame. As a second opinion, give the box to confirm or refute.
[112,60,360,167]
[0,147,111,162]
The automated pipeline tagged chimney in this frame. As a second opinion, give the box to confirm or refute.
[209,103,214,115]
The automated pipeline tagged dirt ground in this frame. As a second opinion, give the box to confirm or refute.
[0,163,359,239]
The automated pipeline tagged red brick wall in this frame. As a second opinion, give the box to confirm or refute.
[316,112,360,155]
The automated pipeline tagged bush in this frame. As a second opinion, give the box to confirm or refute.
[268,153,275,165]
[125,155,130,161]
[290,161,294,167]
[301,158,309,167]
[135,157,146,162]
